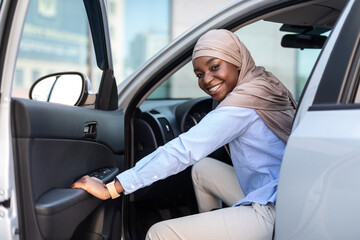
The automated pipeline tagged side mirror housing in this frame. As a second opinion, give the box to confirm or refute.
[29,72,95,107]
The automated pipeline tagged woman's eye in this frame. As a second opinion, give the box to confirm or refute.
[196,73,203,78]
[210,64,220,71]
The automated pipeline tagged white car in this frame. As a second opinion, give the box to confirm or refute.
[0,0,358,239]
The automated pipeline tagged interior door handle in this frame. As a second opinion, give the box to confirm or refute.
[83,122,97,139]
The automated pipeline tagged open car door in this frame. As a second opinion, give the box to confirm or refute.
[276,0,360,238]
[1,0,124,239]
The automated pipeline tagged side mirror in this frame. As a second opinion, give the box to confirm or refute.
[29,72,93,106]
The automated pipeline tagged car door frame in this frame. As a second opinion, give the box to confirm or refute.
[0,0,120,239]
[0,0,29,238]
[115,0,328,238]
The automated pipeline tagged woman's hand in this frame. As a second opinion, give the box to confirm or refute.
[71,175,111,200]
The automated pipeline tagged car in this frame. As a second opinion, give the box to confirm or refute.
[0,0,359,239]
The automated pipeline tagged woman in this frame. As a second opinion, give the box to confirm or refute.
[72,29,296,239]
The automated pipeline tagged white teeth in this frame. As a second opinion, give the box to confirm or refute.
[209,84,220,92]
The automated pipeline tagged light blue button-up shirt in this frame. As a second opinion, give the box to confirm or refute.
[117,106,285,206]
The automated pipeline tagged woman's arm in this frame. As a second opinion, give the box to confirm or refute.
[71,106,255,199]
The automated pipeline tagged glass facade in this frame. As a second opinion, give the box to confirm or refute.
[12,0,322,102]
[13,0,100,98]
[124,0,170,75]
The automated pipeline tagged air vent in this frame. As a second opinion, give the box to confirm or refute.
[158,118,174,142]
[149,110,160,114]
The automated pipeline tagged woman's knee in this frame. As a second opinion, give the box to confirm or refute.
[146,222,162,240]
[191,157,216,183]
[146,221,176,240]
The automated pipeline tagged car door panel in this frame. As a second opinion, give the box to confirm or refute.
[12,99,124,153]
[12,98,124,240]
[277,110,360,239]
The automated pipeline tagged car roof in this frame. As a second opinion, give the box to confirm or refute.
[265,0,348,30]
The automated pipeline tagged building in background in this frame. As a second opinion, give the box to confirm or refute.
[13,0,319,100]
[14,0,101,97]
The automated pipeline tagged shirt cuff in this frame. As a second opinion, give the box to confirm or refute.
[116,168,143,194]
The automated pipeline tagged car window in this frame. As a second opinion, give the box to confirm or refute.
[148,20,323,101]
[350,61,360,103]
[354,85,360,103]
[12,0,102,99]
[347,37,360,104]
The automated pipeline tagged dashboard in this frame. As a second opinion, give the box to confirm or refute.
[177,98,214,133]
[134,97,213,161]
[131,96,231,229]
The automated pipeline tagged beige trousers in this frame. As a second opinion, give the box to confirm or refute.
[146,157,275,240]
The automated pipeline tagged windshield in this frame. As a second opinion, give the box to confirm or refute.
[148,21,323,101]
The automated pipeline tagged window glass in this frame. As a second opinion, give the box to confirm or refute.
[347,42,360,103]
[236,21,322,100]
[352,67,360,103]
[12,0,101,99]
[149,21,323,100]
[354,88,360,103]
[149,62,207,99]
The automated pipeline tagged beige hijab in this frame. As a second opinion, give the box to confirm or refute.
[192,29,297,143]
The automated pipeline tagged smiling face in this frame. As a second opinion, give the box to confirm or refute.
[193,56,240,102]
